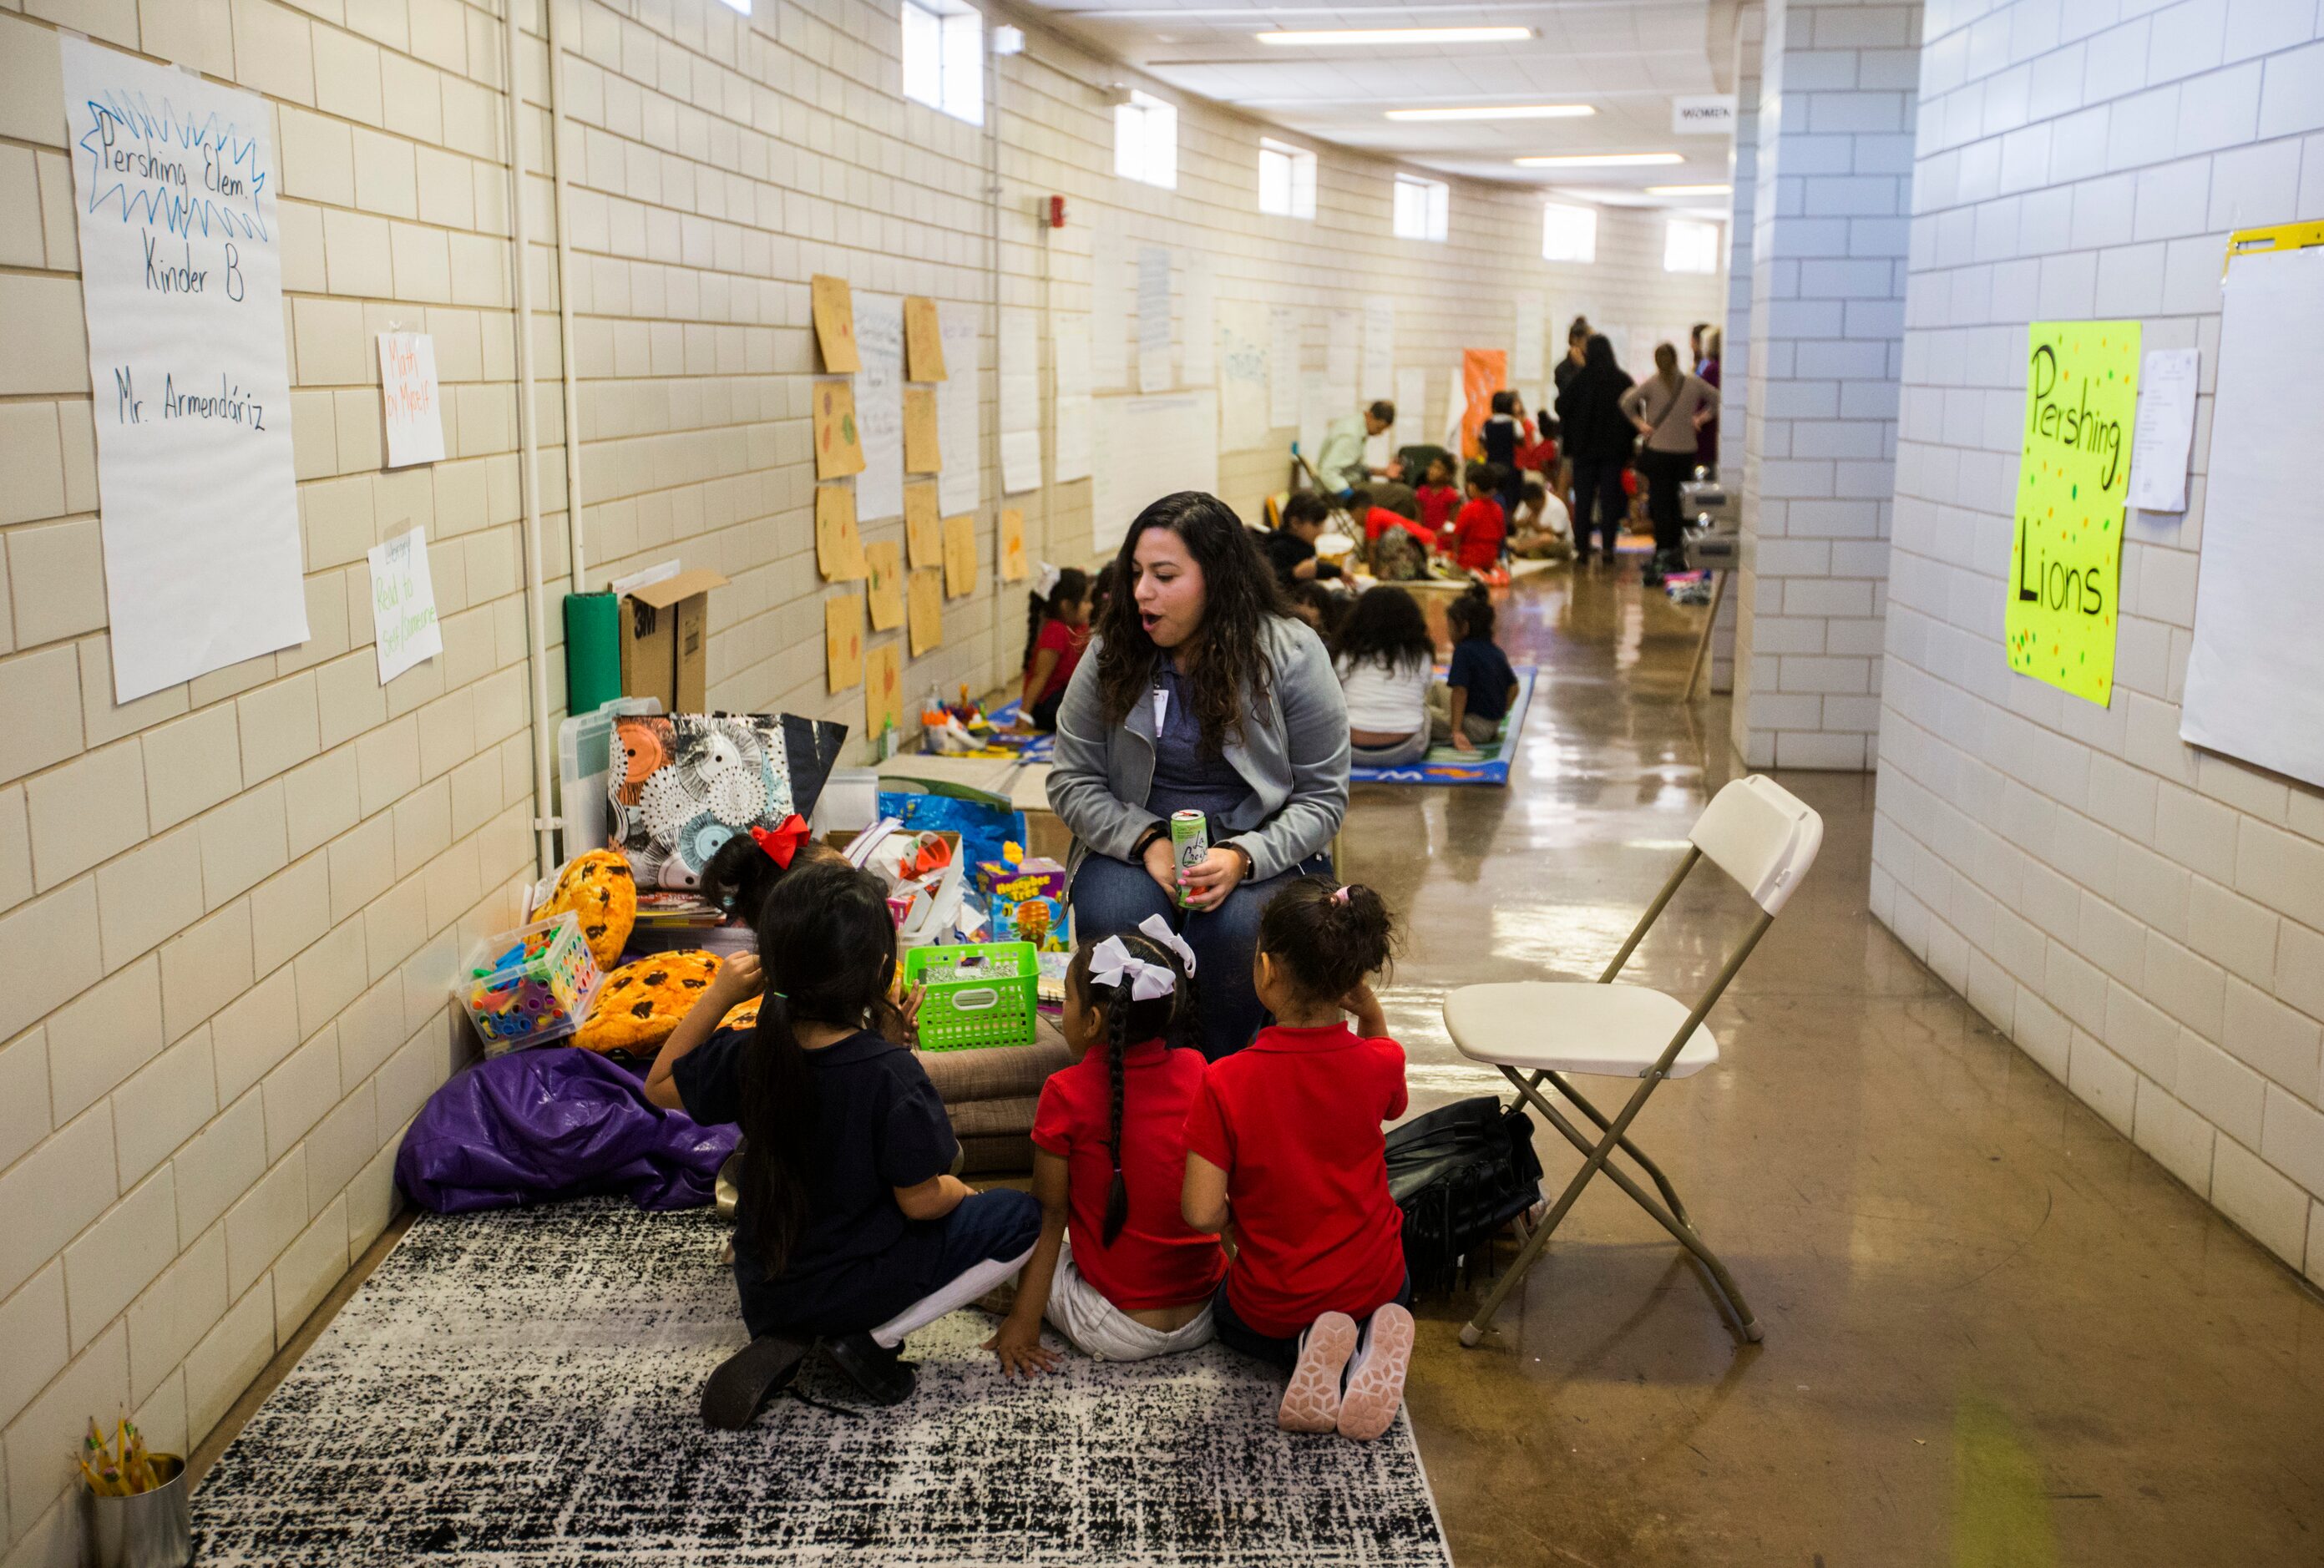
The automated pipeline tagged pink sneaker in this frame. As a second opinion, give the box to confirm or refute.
[1278,1313,1359,1434]
[1335,1304,1415,1441]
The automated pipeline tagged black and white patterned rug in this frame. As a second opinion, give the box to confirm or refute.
[193,1201,1451,1565]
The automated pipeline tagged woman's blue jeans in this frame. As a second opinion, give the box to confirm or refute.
[1071,848,1334,1060]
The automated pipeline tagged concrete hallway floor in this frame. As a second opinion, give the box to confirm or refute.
[1373,564,2324,1567]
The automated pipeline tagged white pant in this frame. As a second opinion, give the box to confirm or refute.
[1046,1241,1215,1363]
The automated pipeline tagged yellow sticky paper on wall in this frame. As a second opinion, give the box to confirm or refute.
[812,275,859,373]
[942,514,978,598]
[905,296,947,381]
[813,380,866,480]
[825,593,864,691]
[909,567,944,655]
[904,483,941,567]
[814,484,867,580]
[864,539,904,630]
[865,639,904,739]
[2006,320,2139,706]
[904,387,941,474]
[1000,508,1027,582]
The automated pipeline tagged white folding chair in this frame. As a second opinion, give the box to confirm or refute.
[1442,775,1824,1346]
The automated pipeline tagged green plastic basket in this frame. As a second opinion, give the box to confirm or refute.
[903,941,1040,1050]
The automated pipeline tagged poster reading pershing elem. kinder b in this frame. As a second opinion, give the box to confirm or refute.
[2005,320,2139,706]
[62,37,309,702]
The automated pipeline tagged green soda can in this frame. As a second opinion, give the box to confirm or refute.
[1169,810,1208,908]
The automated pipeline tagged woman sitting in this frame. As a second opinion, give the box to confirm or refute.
[1047,491,1350,1060]
[1332,586,1435,770]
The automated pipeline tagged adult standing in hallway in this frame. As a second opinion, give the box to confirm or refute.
[1691,325,1721,475]
[1555,333,1637,569]
[1552,317,1590,515]
[1314,400,1396,498]
[1621,343,1719,584]
[1048,492,1350,1060]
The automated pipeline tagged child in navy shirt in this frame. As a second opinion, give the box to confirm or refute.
[648,860,1040,1426]
[1433,584,1519,754]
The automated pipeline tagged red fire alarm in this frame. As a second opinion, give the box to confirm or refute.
[1045,195,1067,229]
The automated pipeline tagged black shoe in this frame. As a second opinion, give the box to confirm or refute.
[701,1333,809,1429]
[822,1332,917,1405]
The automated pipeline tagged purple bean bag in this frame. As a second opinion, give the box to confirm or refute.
[397,1045,739,1213]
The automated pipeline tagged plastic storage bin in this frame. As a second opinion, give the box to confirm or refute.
[902,941,1040,1051]
[459,911,605,1053]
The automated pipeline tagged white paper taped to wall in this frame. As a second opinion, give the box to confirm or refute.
[1182,254,1217,388]
[379,333,445,468]
[2180,244,2324,790]
[1218,300,1269,451]
[1052,312,1092,483]
[855,293,905,520]
[1090,224,1128,390]
[1269,306,1303,428]
[2128,347,2198,513]
[368,525,443,684]
[938,301,981,516]
[1091,390,1219,559]
[63,36,311,701]
[1137,245,1173,393]
[1361,296,1395,402]
[999,306,1041,493]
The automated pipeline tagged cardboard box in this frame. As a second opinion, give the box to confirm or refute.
[617,568,728,711]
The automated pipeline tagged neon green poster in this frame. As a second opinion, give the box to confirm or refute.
[2007,320,2140,705]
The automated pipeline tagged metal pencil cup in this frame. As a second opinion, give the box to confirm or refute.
[85,1454,191,1568]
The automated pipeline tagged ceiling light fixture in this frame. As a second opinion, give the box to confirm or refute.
[1514,152,1685,168]
[1645,183,1731,195]
[1256,27,1534,47]
[1385,104,1593,122]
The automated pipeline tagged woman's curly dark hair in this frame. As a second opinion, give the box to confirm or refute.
[1093,491,1286,754]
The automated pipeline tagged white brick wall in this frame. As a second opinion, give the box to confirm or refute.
[1733,0,1921,770]
[0,2,1723,1563]
[1875,0,2324,1289]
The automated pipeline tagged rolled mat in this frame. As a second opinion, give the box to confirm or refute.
[564,591,620,715]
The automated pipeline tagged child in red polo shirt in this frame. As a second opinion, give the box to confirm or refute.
[1450,464,1509,571]
[1182,879,1414,1441]
[985,919,1226,1373]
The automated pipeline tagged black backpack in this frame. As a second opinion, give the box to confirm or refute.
[1385,1095,1544,1295]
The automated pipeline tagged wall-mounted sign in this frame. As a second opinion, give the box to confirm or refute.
[1673,95,1737,134]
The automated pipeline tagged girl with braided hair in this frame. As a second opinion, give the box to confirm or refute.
[984,917,1226,1374]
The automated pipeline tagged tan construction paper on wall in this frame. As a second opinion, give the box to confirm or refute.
[904,386,941,473]
[813,380,866,479]
[617,567,729,712]
[825,594,864,690]
[904,296,947,381]
[909,568,944,655]
[812,274,860,372]
[943,513,978,598]
[864,540,905,630]
[1000,508,1028,582]
[865,638,904,741]
[905,483,941,566]
[815,484,868,579]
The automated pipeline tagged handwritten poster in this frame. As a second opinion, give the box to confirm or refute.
[999,306,1041,494]
[63,37,310,701]
[1053,312,1092,483]
[1361,297,1396,402]
[865,639,904,741]
[377,332,444,468]
[815,484,867,580]
[865,540,904,630]
[938,302,981,516]
[367,526,442,683]
[904,296,945,380]
[824,594,863,691]
[1395,369,1429,450]
[812,274,858,372]
[1268,306,1303,428]
[904,483,941,567]
[853,293,904,520]
[1137,245,1172,393]
[943,513,978,598]
[1513,295,1546,387]
[904,386,940,474]
[1000,508,1027,582]
[908,568,944,655]
[1090,224,1127,389]
[1218,301,1269,451]
[813,380,865,479]
[2007,320,2139,706]
[1182,255,1216,387]
[2128,347,2198,513]
[1327,310,1359,391]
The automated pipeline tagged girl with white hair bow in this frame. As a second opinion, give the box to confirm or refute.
[982,916,1228,1373]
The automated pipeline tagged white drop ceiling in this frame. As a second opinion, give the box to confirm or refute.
[1010,1,1741,206]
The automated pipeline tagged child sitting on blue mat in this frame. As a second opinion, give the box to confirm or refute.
[1431,584,1518,756]
[647,859,1040,1427]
